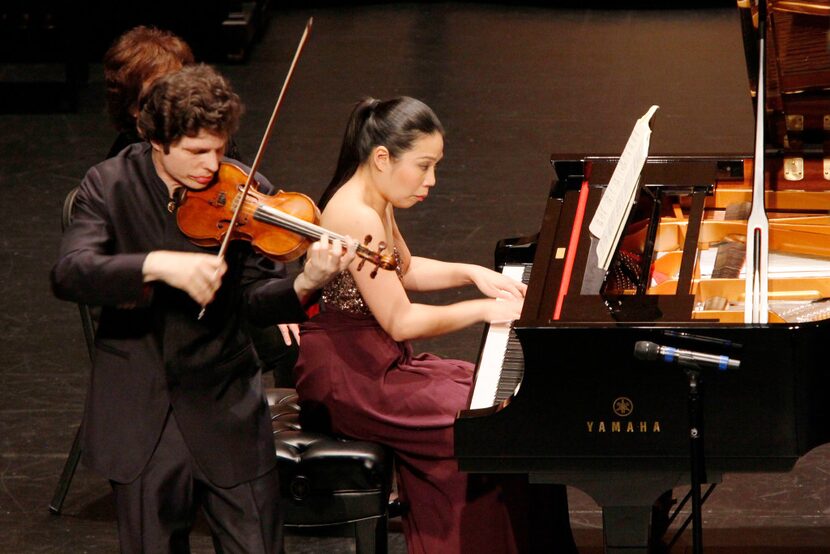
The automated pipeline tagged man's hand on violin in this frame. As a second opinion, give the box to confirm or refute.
[143,251,227,306]
[293,233,357,302]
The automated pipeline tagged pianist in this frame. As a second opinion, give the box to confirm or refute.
[293,96,576,553]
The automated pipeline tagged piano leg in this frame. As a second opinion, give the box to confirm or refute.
[602,505,652,554]
[531,470,689,554]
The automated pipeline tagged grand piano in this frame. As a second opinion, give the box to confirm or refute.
[454,1,830,552]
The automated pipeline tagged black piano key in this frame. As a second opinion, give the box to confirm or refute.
[487,264,532,404]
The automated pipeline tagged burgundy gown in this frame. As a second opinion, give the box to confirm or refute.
[293,260,524,553]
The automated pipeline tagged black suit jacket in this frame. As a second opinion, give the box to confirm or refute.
[51,143,307,487]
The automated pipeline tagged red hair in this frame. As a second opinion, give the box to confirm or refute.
[103,26,195,131]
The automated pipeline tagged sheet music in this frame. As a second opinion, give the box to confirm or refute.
[589,105,659,271]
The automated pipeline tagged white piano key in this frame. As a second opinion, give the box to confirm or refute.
[469,264,526,410]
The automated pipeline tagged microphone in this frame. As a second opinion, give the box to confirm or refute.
[634,341,740,371]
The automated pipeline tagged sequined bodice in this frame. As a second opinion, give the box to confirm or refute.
[320,248,403,316]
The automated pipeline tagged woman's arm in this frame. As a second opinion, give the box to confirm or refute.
[392,217,526,298]
[404,257,527,300]
[323,202,521,342]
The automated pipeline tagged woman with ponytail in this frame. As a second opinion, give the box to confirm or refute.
[293,97,575,553]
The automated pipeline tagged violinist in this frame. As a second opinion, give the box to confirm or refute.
[101,25,300,386]
[51,64,355,554]
[293,96,576,553]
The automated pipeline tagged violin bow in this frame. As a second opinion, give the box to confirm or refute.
[199,17,313,319]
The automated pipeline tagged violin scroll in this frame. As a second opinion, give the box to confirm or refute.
[356,235,397,278]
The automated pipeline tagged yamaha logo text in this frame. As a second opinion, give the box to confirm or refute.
[585,397,662,433]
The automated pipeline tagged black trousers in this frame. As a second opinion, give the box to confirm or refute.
[111,410,282,554]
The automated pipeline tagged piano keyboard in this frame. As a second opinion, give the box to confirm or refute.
[469,263,531,409]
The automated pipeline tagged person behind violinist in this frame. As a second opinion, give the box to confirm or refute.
[293,96,576,553]
[103,25,196,159]
[51,63,356,553]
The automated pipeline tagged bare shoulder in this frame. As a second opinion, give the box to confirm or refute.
[321,190,383,236]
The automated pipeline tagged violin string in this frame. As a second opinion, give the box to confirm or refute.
[231,196,317,238]
[254,210,315,238]
[234,191,377,257]
[254,205,327,239]
[252,203,377,258]
[231,194,381,258]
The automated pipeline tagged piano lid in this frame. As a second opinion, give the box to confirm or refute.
[739,0,830,151]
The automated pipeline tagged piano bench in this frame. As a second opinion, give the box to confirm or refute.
[267,387,396,554]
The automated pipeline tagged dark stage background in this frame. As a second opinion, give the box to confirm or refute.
[2,2,828,552]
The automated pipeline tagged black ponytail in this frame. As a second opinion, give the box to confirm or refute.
[318,96,444,210]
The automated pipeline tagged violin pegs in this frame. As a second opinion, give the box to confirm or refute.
[357,258,366,271]
[370,266,379,279]
[363,234,373,246]
[377,240,387,253]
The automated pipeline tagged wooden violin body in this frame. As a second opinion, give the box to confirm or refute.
[177,162,397,273]
[177,162,319,262]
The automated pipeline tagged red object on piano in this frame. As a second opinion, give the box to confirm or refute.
[553,180,590,320]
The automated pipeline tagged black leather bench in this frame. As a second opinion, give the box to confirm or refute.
[268,388,395,554]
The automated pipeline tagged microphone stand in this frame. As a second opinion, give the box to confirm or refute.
[683,362,705,554]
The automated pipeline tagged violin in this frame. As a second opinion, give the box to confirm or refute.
[176,161,396,275]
